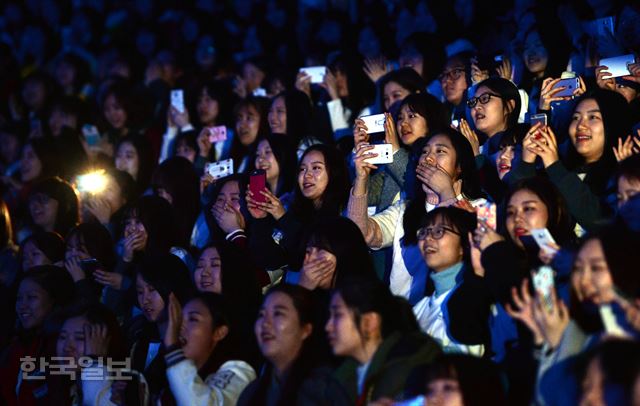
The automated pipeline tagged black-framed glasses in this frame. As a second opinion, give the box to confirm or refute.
[466,92,501,108]
[416,226,460,241]
[438,68,465,82]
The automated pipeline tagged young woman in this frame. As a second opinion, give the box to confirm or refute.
[247,144,350,271]
[251,134,297,200]
[616,154,640,208]
[50,304,127,405]
[510,90,633,232]
[163,292,257,405]
[27,177,79,239]
[0,266,75,404]
[20,231,65,271]
[322,276,441,404]
[230,96,270,173]
[348,129,484,303]
[439,52,473,123]
[115,135,154,194]
[81,168,136,234]
[268,90,319,159]
[375,67,426,112]
[0,199,18,288]
[412,207,491,355]
[238,284,322,405]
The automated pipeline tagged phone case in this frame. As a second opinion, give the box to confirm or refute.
[530,113,547,127]
[360,114,386,133]
[476,202,497,230]
[531,228,558,255]
[208,126,228,143]
[250,170,267,203]
[171,90,185,113]
[551,78,579,98]
[364,143,393,164]
[205,159,234,180]
[532,266,555,311]
[600,54,635,78]
[82,125,101,147]
[299,66,326,83]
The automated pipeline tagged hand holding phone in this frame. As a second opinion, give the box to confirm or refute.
[207,126,227,143]
[600,54,636,78]
[531,228,558,256]
[82,125,101,147]
[550,78,580,98]
[299,66,327,84]
[249,170,267,204]
[362,143,393,164]
[532,265,555,312]
[475,201,497,230]
[170,89,185,113]
[359,113,386,134]
[205,158,234,180]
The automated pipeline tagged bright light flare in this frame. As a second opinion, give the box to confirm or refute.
[76,170,108,195]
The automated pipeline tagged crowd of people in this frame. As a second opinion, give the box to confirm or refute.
[0,0,640,405]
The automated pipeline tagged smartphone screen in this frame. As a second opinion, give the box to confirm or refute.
[249,170,267,203]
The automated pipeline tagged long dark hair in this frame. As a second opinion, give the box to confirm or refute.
[20,232,66,271]
[66,223,116,271]
[272,89,312,144]
[231,96,270,171]
[501,177,576,248]
[203,174,250,245]
[397,93,449,147]
[29,177,79,238]
[123,195,178,257]
[195,80,237,128]
[249,134,297,196]
[115,135,155,193]
[474,77,522,131]
[291,144,349,221]
[248,284,320,406]
[376,68,426,112]
[403,129,484,246]
[326,51,375,125]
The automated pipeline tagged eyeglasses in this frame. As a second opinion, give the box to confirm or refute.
[466,92,501,108]
[438,68,465,83]
[416,226,460,240]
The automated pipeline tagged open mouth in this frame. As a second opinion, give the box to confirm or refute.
[425,246,437,254]
[498,163,511,171]
[303,183,314,189]
[514,227,528,237]
[260,332,275,343]
[200,281,213,288]
[575,134,591,143]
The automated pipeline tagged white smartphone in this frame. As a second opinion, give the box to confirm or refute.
[599,304,629,338]
[170,89,185,113]
[299,66,326,84]
[532,266,555,312]
[451,119,460,129]
[600,54,636,78]
[360,113,386,134]
[363,143,393,164]
[531,228,558,255]
[205,158,234,180]
[252,87,267,97]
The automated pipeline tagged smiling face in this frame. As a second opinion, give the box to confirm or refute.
[572,238,614,305]
[417,214,464,272]
[568,99,606,164]
[103,94,127,131]
[255,140,280,184]
[325,292,362,358]
[298,150,329,204]
[16,278,54,330]
[20,144,43,183]
[383,81,411,111]
[397,104,428,146]
[268,96,287,134]
[115,142,140,180]
[505,189,549,248]
[29,193,59,232]
[136,273,166,323]
[180,299,223,364]
[255,291,311,371]
[470,86,509,137]
[22,240,51,270]
[523,31,549,76]
[617,175,640,208]
[197,89,219,126]
[194,247,222,294]
[236,104,261,146]
[56,315,87,363]
[418,134,460,194]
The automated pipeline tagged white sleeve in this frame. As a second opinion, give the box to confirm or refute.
[159,126,179,163]
[371,201,405,249]
[326,99,350,132]
[80,365,117,406]
[166,348,256,406]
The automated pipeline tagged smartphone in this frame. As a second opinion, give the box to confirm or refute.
[530,228,558,255]
[494,54,504,63]
[475,201,497,230]
[529,113,547,127]
[82,124,101,147]
[551,77,580,98]
[532,265,555,311]
[600,54,636,78]
[170,89,185,113]
[80,258,101,278]
[360,113,386,134]
[252,88,267,97]
[599,304,628,338]
[205,158,234,180]
[207,126,227,143]
[299,66,326,84]
[363,143,393,164]
[596,16,615,37]
[249,169,267,203]
[451,119,460,129]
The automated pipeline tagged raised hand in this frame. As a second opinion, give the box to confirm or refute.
[298,255,336,290]
[212,201,246,232]
[622,62,640,84]
[353,118,370,150]
[595,66,615,91]
[505,279,545,346]
[168,106,190,129]
[383,112,400,151]
[415,163,456,202]
[539,78,572,110]
[164,293,183,347]
[321,70,339,100]
[363,57,389,83]
[295,71,312,98]
[473,219,504,251]
[85,196,112,225]
[246,190,268,219]
[522,122,544,163]
[458,118,480,156]
[470,58,489,85]
[197,128,213,159]
[612,131,640,162]
[532,287,569,349]
[94,269,124,290]
[496,57,513,82]
[64,255,86,282]
[84,323,110,357]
